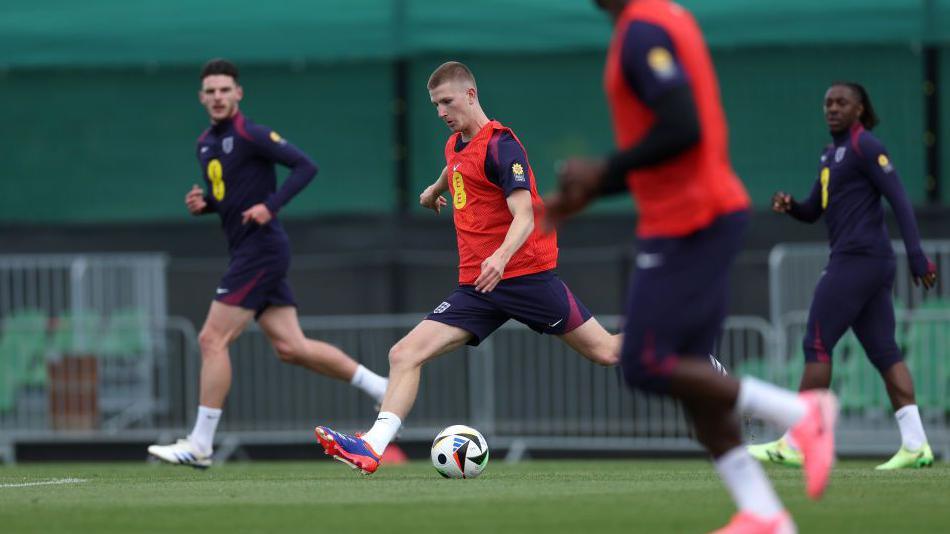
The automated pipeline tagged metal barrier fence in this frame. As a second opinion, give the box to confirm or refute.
[0,254,170,463]
[0,316,193,463]
[0,254,168,320]
[0,315,764,458]
[2,311,947,463]
[768,240,950,326]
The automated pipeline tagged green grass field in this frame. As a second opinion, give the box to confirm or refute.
[1,459,947,533]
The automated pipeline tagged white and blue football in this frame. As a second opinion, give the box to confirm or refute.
[430,424,489,479]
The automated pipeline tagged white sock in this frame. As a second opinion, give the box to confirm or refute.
[715,446,785,517]
[362,411,402,454]
[188,405,221,455]
[737,377,807,430]
[350,364,388,403]
[895,404,928,451]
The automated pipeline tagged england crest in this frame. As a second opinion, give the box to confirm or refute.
[223,136,234,154]
[834,146,846,163]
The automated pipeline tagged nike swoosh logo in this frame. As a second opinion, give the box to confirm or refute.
[215,288,229,294]
[548,318,563,328]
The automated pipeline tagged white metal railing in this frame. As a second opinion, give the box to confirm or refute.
[768,240,950,326]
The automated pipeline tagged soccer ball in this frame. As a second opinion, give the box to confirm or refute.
[430,424,489,479]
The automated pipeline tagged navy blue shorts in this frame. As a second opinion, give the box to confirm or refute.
[803,254,901,372]
[425,270,593,346]
[620,211,748,394]
[215,244,296,319]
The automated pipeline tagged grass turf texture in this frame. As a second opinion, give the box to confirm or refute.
[1,460,947,533]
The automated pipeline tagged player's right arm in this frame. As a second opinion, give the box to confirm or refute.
[546,20,700,224]
[185,184,215,215]
[420,166,449,214]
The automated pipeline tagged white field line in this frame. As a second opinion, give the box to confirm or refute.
[0,478,88,489]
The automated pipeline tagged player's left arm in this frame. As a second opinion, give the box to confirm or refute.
[475,132,535,293]
[860,136,937,288]
[241,124,319,224]
[548,21,699,221]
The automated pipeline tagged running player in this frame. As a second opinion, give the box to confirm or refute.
[312,61,621,475]
[546,2,839,532]
[749,82,938,470]
[148,59,388,468]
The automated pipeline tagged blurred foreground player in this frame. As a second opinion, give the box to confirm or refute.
[546,2,839,532]
[751,82,937,470]
[148,59,388,468]
[313,61,621,475]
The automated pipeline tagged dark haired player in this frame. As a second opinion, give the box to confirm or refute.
[749,82,937,471]
[148,59,388,468]
[313,61,621,476]
[546,1,840,532]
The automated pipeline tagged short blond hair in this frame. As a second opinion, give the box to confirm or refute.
[427,61,477,90]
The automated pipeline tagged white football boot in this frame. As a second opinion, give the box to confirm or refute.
[148,438,212,469]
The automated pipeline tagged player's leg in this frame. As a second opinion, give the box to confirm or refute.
[750,258,865,466]
[493,271,620,365]
[314,320,472,474]
[874,363,934,469]
[196,301,255,407]
[622,212,835,518]
[380,319,472,418]
[682,397,794,533]
[315,287,504,474]
[850,276,933,469]
[365,319,472,450]
[148,300,253,467]
[622,300,832,518]
[558,318,621,366]
[258,305,387,402]
[546,276,620,365]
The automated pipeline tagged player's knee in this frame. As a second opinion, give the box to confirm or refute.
[591,346,619,367]
[870,349,902,375]
[600,336,623,366]
[270,337,308,365]
[197,328,228,356]
[388,341,424,370]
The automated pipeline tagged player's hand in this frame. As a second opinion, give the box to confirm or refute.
[185,185,207,215]
[914,271,938,290]
[420,185,448,215]
[543,157,605,231]
[911,256,938,290]
[771,191,792,213]
[241,203,273,225]
[475,252,507,293]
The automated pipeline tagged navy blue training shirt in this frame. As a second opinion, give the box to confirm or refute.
[789,123,929,275]
[196,111,317,252]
